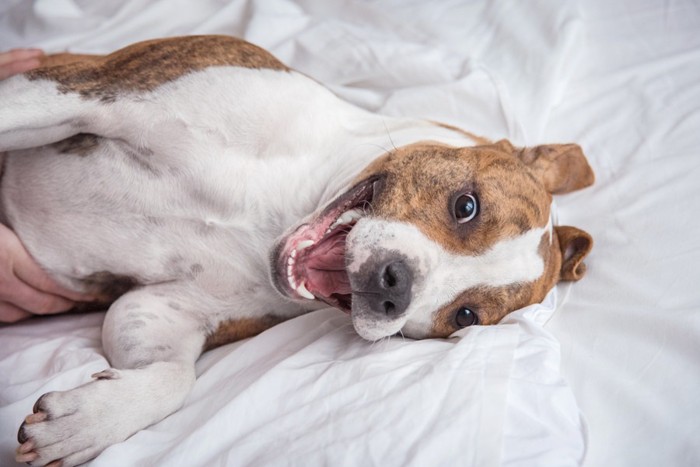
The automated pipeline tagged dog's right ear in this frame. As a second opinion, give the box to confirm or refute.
[495,140,595,195]
[519,143,594,195]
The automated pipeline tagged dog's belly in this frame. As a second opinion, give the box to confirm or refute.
[0,138,295,305]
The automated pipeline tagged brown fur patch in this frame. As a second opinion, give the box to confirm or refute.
[355,142,552,256]
[516,144,595,194]
[39,53,101,68]
[204,315,286,351]
[27,35,288,102]
[430,284,535,337]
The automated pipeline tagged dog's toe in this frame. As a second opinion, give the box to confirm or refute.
[17,439,34,454]
[14,449,39,464]
[17,420,29,444]
[33,392,52,414]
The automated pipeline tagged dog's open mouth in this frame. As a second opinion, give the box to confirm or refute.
[272,177,380,313]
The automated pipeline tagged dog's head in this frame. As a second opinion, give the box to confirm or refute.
[271,140,594,340]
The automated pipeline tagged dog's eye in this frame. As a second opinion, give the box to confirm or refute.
[455,307,478,328]
[454,193,479,223]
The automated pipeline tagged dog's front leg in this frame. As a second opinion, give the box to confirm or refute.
[0,71,104,152]
[16,284,207,467]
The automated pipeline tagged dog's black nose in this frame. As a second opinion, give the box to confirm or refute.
[365,259,412,317]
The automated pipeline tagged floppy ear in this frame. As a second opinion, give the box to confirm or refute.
[501,141,595,194]
[554,226,593,281]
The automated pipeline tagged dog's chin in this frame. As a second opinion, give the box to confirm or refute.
[270,176,381,314]
[351,311,407,341]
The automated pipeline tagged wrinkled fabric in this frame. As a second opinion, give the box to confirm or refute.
[1,1,698,466]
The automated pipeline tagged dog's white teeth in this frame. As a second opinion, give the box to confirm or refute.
[296,240,314,251]
[287,241,314,299]
[329,208,363,232]
[296,281,315,300]
[344,208,363,223]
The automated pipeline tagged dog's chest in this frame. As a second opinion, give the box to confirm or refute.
[1,136,323,307]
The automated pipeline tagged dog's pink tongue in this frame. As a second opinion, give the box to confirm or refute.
[305,233,351,297]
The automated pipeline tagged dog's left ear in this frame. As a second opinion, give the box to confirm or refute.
[554,226,593,281]
[496,140,595,194]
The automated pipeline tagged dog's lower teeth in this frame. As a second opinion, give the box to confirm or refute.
[296,282,314,300]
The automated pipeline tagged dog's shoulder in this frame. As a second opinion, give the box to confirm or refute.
[26,35,288,102]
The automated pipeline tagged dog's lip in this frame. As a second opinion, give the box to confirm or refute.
[273,176,380,311]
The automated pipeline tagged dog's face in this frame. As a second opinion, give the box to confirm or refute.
[271,140,594,340]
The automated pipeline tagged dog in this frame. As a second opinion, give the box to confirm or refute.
[0,35,594,466]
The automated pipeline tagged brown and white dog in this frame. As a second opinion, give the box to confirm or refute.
[0,36,593,466]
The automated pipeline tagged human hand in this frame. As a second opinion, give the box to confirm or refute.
[0,224,90,323]
[0,48,44,80]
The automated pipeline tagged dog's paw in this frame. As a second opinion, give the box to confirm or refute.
[16,388,104,467]
[15,372,136,467]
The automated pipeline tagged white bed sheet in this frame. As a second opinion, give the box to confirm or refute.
[0,0,698,465]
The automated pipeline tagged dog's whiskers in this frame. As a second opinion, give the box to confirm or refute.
[382,118,398,153]
[397,329,406,343]
[360,200,375,217]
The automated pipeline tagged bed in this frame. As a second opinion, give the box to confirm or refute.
[0,0,698,465]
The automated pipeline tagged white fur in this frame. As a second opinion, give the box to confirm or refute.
[347,218,550,340]
[0,77,101,151]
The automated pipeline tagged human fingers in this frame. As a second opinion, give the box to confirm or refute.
[12,243,93,303]
[0,48,44,65]
[0,49,44,80]
[0,276,76,315]
[0,58,42,80]
[0,302,33,323]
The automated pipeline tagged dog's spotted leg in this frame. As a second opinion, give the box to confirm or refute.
[16,284,207,467]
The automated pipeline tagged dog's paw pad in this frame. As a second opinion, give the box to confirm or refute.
[91,368,121,380]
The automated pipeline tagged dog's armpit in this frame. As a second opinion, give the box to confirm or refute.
[204,315,286,351]
[50,133,100,156]
[80,272,139,304]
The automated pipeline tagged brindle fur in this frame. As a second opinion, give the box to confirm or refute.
[27,35,288,102]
